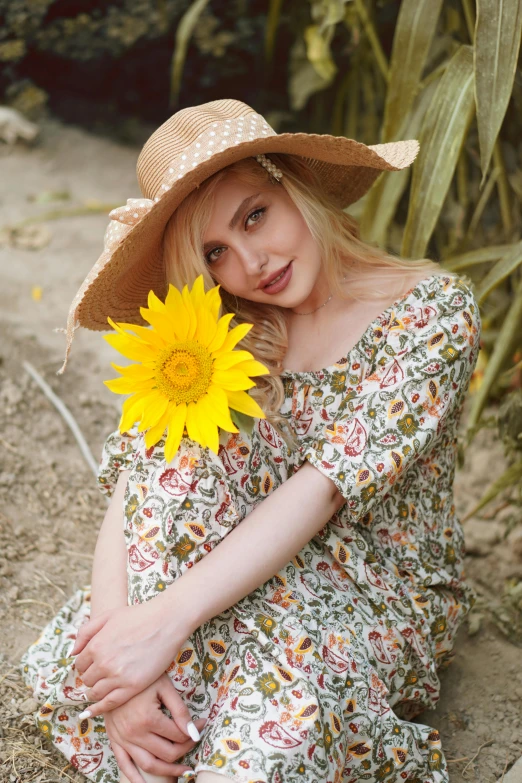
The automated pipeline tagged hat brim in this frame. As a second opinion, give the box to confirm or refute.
[65,133,419,348]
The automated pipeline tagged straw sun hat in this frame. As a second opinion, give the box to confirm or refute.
[57,97,420,373]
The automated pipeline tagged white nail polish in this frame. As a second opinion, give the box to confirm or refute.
[186,720,200,741]
[181,772,196,779]
[78,709,91,719]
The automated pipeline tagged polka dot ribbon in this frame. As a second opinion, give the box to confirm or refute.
[103,198,155,252]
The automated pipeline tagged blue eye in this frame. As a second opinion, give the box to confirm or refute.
[205,206,267,264]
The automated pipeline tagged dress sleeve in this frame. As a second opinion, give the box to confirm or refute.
[96,421,139,499]
[300,274,481,521]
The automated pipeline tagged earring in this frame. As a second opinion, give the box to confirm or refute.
[254,154,283,182]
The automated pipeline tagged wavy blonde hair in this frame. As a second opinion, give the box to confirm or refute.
[163,153,439,448]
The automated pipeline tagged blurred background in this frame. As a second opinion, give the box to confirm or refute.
[1,2,522,781]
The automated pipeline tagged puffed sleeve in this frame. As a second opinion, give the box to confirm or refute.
[300,274,481,520]
[96,421,139,499]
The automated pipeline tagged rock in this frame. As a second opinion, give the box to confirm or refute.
[464,519,504,557]
[39,539,57,554]
[18,697,39,715]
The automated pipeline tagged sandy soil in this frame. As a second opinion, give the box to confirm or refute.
[0,117,521,783]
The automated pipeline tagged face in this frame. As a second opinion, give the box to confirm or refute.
[201,175,330,312]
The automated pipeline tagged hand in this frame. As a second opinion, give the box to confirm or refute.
[71,599,186,717]
[105,673,206,783]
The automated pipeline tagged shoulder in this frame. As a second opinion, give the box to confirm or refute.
[394,272,481,339]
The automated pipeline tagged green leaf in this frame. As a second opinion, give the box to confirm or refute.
[169,0,210,108]
[475,240,522,303]
[467,279,522,430]
[265,0,284,64]
[475,0,522,186]
[381,0,444,144]
[401,45,475,259]
[361,77,439,244]
[442,244,514,272]
[463,458,522,518]
[288,37,333,110]
[229,408,255,436]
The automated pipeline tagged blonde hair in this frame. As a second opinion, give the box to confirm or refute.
[163,153,439,448]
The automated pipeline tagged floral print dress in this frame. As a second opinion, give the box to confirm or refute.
[20,272,481,783]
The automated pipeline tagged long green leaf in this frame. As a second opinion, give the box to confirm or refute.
[401,45,475,259]
[169,0,210,108]
[442,244,516,272]
[475,0,522,186]
[289,37,333,110]
[475,240,522,303]
[361,78,439,244]
[265,0,284,64]
[463,458,522,519]
[467,279,522,430]
[381,0,444,143]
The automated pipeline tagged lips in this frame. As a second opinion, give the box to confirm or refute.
[259,262,291,289]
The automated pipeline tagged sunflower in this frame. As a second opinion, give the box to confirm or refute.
[103,274,269,461]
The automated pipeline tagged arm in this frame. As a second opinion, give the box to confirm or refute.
[155,458,344,640]
[90,468,130,619]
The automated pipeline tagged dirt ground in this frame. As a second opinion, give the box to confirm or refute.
[0,117,521,783]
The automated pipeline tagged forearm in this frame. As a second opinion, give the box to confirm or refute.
[158,459,344,639]
[90,469,130,619]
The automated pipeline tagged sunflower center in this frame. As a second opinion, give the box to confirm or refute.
[155,341,213,404]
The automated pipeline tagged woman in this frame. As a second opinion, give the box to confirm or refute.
[20,99,481,783]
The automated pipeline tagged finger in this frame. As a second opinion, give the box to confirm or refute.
[110,738,148,783]
[74,650,95,679]
[158,678,200,742]
[126,742,194,777]
[78,686,132,719]
[71,613,108,655]
[130,731,201,765]
[77,662,100,689]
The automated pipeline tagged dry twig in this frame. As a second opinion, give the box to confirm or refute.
[462,739,494,778]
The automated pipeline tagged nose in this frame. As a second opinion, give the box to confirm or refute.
[237,244,268,279]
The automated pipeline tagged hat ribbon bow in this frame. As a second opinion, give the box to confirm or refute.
[103,197,155,252]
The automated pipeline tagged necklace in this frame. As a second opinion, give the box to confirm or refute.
[292,293,334,315]
[292,275,348,316]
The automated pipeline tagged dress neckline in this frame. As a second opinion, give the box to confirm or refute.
[280,271,447,378]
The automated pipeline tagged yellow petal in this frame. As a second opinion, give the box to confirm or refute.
[226,389,267,419]
[190,274,206,312]
[165,284,191,341]
[110,362,156,380]
[103,335,154,363]
[181,284,197,340]
[207,312,235,354]
[104,377,154,394]
[144,407,170,448]
[196,396,220,454]
[195,305,218,348]
[206,285,222,321]
[164,402,187,462]
[218,322,253,353]
[147,289,167,313]
[139,307,177,341]
[204,387,239,432]
[229,359,271,377]
[213,350,254,371]
[138,392,170,431]
[212,369,256,391]
[119,392,148,433]
[185,400,204,446]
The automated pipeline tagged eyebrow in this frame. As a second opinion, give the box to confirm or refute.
[203,193,261,253]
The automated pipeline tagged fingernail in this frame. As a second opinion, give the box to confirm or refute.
[181,771,196,779]
[186,721,200,741]
[78,709,91,719]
